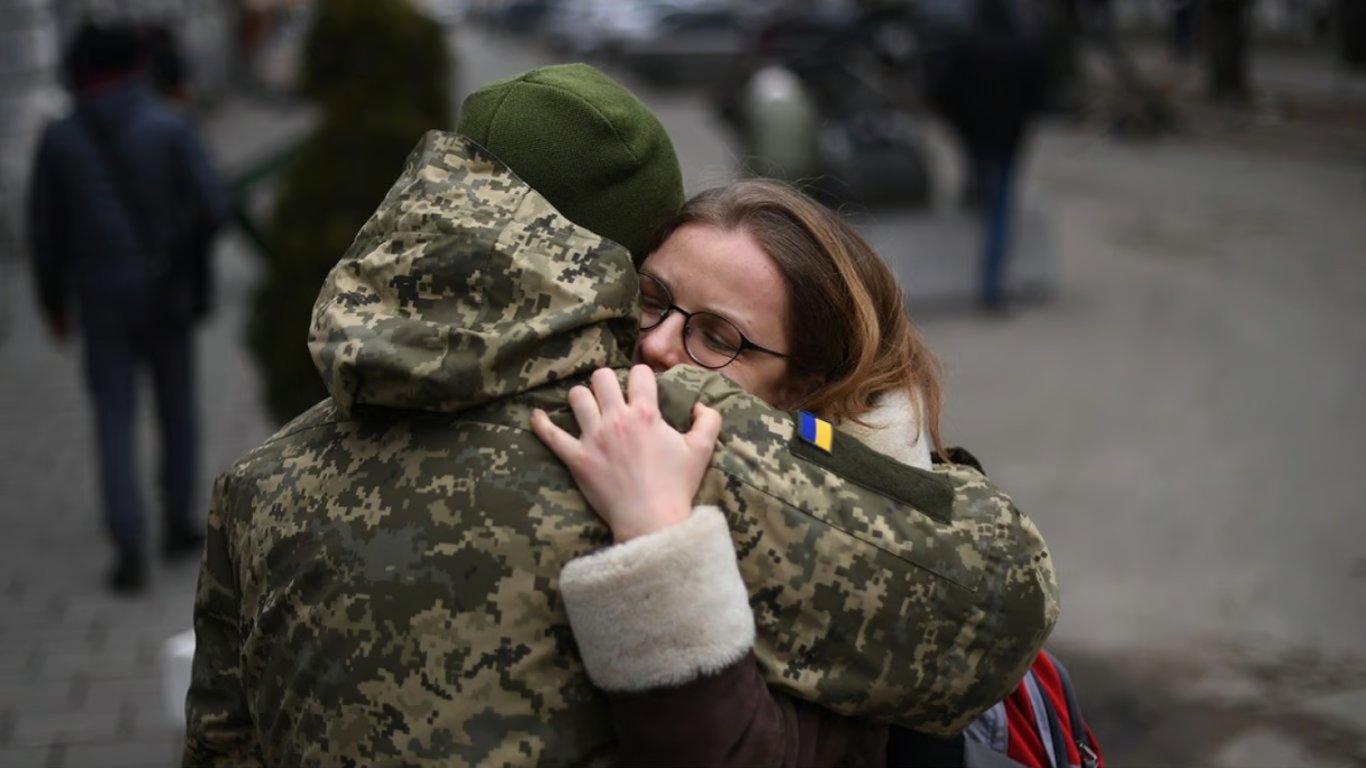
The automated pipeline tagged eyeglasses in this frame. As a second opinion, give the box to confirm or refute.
[637,271,789,370]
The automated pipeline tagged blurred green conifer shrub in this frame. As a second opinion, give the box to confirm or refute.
[250,0,453,424]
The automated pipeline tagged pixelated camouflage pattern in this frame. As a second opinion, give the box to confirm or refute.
[653,369,1057,733]
[184,132,1057,767]
[308,131,640,415]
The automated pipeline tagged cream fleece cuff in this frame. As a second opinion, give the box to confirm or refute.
[559,505,756,692]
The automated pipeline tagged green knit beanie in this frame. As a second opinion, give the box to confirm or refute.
[456,63,684,261]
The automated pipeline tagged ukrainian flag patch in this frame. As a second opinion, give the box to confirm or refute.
[797,411,833,453]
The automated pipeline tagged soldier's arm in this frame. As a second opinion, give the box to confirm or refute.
[560,506,886,766]
[656,366,1060,735]
[26,128,68,326]
[183,475,265,767]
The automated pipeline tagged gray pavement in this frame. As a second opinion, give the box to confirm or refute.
[930,128,1366,767]
[2,22,1364,768]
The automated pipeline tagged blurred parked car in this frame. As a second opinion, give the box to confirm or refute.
[479,0,560,33]
[540,0,619,55]
[416,0,468,26]
[616,5,748,87]
[542,0,748,87]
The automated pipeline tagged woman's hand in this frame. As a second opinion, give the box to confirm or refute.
[531,365,722,543]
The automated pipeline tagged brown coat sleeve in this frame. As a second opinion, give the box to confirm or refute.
[609,651,888,768]
[559,506,888,767]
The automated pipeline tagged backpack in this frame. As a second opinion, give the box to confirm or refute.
[964,650,1103,768]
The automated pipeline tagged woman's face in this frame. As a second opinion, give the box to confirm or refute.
[635,223,800,407]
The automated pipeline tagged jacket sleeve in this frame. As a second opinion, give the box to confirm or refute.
[174,119,229,232]
[654,367,1061,736]
[182,474,265,767]
[27,127,68,323]
[560,506,887,767]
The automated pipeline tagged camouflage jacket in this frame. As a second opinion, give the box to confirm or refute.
[183,132,1058,767]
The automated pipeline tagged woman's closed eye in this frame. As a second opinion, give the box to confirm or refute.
[688,315,742,354]
[699,329,739,355]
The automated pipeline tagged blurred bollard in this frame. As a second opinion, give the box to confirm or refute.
[743,65,820,181]
[163,628,196,726]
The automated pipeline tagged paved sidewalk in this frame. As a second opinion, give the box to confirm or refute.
[927,125,1366,767]
[0,97,296,768]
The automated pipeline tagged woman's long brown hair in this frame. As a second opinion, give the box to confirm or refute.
[646,180,946,459]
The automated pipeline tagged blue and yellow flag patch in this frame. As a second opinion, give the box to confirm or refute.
[797,411,833,453]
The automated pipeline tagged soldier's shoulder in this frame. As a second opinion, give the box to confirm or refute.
[654,365,776,426]
[932,451,1017,509]
[220,399,351,480]
[934,446,987,475]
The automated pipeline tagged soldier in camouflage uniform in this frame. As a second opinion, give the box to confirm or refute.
[184,65,1057,767]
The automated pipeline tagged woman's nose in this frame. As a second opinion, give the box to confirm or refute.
[634,312,689,371]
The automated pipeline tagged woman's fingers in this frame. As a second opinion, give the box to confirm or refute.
[530,408,581,464]
[626,364,659,414]
[567,385,601,433]
[590,367,627,414]
[686,403,723,458]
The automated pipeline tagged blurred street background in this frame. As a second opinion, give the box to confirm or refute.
[2,0,1365,766]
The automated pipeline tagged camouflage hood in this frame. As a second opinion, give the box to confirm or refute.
[308,131,640,414]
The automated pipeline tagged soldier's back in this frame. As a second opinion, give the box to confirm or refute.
[219,390,617,767]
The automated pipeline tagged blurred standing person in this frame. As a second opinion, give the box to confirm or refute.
[26,22,228,594]
[1083,0,1113,36]
[922,0,1050,310]
[1171,0,1199,64]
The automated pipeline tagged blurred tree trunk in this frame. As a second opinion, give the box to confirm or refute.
[1342,0,1366,69]
[1205,0,1251,101]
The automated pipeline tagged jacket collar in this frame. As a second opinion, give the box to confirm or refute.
[837,388,933,470]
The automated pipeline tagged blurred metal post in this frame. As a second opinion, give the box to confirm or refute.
[1206,0,1253,101]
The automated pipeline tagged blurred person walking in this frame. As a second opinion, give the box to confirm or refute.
[26,22,228,595]
[1170,0,1199,64]
[922,0,1050,310]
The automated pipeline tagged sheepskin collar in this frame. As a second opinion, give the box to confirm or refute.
[837,389,933,470]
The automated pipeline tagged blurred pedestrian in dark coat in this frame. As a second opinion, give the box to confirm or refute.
[1171,0,1199,63]
[26,22,228,594]
[922,0,1050,309]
